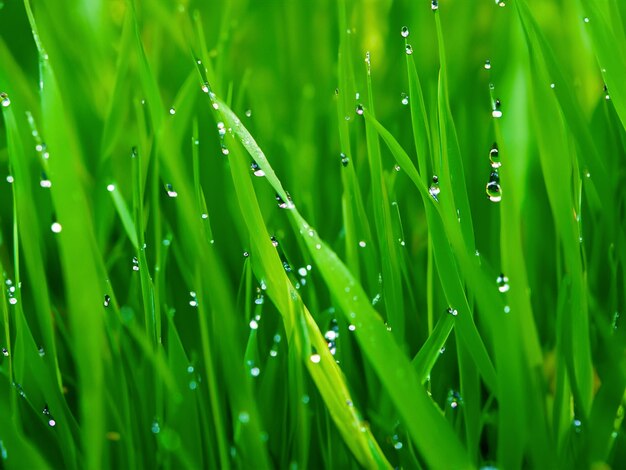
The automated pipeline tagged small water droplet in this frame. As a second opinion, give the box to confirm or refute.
[358,240,366,248]
[6,175,14,183]
[0,92,10,107]
[251,161,265,177]
[250,366,260,377]
[40,173,52,188]
[243,251,250,258]
[340,152,349,167]
[104,294,111,307]
[401,26,410,38]
[489,142,501,168]
[151,420,160,434]
[504,305,511,314]
[166,184,178,198]
[447,390,462,409]
[189,291,198,307]
[484,59,491,70]
[169,108,176,115]
[51,222,62,233]
[297,267,308,277]
[270,236,279,247]
[201,82,210,93]
[132,256,139,271]
[9,298,17,305]
[583,17,590,23]
[550,83,556,89]
[447,307,458,317]
[348,324,356,331]
[492,99,503,118]
[496,273,510,292]
[310,354,321,363]
[365,51,371,75]
[405,44,413,55]
[106,184,115,192]
[245,109,252,118]
[486,170,502,202]
[496,0,505,6]
[401,92,409,105]
[238,411,250,424]
[356,104,364,115]
[275,192,295,209]
[604,84,610,100]
[431,0,439,11]
[1,347,8,357]
[429,175,440,202]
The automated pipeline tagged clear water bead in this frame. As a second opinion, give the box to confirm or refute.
[401,92,409,105]
[429,175,440,202]
[431,0,439,11]
[401,26,410,38]
[51,222,62,233]
[497,273,510,292]
[489,142,501,168]
[405,44,413,55]
[486,170,502,202]
[340,152,349,167]
[0,92,10,107]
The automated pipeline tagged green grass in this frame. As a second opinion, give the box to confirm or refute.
[1,0,626,468]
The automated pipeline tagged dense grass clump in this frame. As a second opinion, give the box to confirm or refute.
[1,0,626,468]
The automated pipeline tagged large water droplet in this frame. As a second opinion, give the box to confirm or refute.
[429,175,440,202]
[0,92,10,107]
[489,142,501,168]
[486,170,502,202]
[401,26,410,38]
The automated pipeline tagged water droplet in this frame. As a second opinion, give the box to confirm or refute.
[348,324,356,331]
[401,92,409,105]
[447,390,462,409]
[243,251,250,258]
[392,434,404,450]
[401,26,410,38]
[9,298,17,305]
[270,236,279,247]
[275,192,295,209]
[250,367,260,377]
[6,175,14,183]
[48,419,56,427]
[0,439,7,460]
[251,161,265,177]
[356,104,364,115]
[1,347,8,357]
[132,256,140,271]
[486,170,502,202]
[254,288,264,305]
[604,84,610,100]
[42,405,50,415]
[489,142,501,168]
[429,175,440,202]
[201,82,210,93]
[550,83,556,89]
[447,307,458,317]
[301,394,310,404]
[106,184,115,192]
[310,354,321,363]
[496,0,505,6]
[431,0,439,11]
[104,294,111,307]
[484,59,491,70]
[189,291,198,307]
[0,92,10,107]
[405,44,413,55]
[492,99,502,118]
[573,418,582,433]
[358,240,366,248]
[238,411,250,424]
[51,222,62,233]
[496,273,510,292]
[365,51,371,75]
[245,109,252,118]
[169,108,176,115]
[340,152,349,167]
[165,184,178,198]
[504,305,511,314]
[151,420,161,434]
[40,172,51,188]
[584,17,590,23]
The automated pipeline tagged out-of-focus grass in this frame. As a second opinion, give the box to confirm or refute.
[1,0,625,468]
